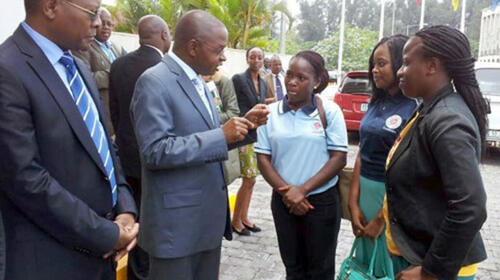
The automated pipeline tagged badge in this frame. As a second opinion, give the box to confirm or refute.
[385,115,402,130]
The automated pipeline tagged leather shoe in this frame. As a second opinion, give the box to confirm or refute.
[243,223,261,233]
[232,226,251,236]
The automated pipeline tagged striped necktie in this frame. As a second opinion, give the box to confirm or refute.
[59,52,118,206]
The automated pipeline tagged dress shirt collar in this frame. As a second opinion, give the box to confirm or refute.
[21,21,66,67]
[169,51,199,82]
[95,39,112,49]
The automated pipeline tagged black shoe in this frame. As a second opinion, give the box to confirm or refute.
[243,223,262,233]
[232,226,251,236]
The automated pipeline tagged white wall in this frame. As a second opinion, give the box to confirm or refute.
[111,32,293,77]
[0,1,25,42]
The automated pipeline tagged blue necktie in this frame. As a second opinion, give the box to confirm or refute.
[59,52,118,206]
[103,44,116,62]
[275,75,284,101]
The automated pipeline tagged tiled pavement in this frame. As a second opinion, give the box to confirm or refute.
[220,134,500,280]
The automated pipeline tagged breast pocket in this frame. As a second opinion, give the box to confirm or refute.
[163,189,202,209]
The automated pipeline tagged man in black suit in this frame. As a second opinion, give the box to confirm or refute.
[109,15,171,280]
[0,0,138,279]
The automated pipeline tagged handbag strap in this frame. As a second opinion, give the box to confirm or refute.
[348,237,379,277]
[315,94,327,129]
[347,237,360,259]
[367,238,378,276]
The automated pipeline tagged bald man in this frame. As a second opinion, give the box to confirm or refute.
[0,0,138,279]
[109,15,171,280]
[75,7,126,136]
[131,10,268,280]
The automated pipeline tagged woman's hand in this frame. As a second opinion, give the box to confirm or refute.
[363,214,385,241]
[396,266,437,280]
[278,185,314,215]
[349,204,366,237]
[280,185,307,206]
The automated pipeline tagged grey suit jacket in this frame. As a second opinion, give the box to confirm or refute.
[131,55,243,259]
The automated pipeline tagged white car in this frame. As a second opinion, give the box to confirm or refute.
[475,62,500,147]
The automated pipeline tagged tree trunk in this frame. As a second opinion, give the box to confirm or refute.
[242,3,254,47]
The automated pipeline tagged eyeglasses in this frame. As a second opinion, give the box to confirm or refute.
[63,0,101,22]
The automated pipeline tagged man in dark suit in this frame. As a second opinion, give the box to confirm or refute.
[131,10,269,279]
[109,15,171,280]
[0,0,138,279]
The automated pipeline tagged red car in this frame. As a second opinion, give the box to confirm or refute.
[333,71,372,131]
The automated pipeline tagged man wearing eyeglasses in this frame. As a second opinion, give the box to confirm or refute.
[75,7,126,137]
[0,0,138,279]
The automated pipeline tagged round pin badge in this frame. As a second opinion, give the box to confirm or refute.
[385,115,403,130]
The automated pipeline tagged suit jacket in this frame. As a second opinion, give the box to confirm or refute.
[213,74,240,124]
[109,45,163,179]
[385,85,487,279]
[131,55,257,259]
[232,69,268,116]
[264,72,275,99]
[0,26,137,280]
[74,40,126,135]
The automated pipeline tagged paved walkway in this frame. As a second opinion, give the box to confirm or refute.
[220,137,500,280]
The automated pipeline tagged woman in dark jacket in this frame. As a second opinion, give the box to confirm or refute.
[231,46,272,235]
[376,25,488,280]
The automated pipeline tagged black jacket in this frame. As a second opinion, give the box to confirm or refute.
[386,84,487,279]
[109,45,163,179]
[232,69,267,116]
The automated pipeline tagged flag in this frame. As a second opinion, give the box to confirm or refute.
[452,0,459,11]
[493,0,499,10]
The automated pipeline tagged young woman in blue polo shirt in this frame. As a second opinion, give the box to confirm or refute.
[347,35,417,276]
[255,51,348,279]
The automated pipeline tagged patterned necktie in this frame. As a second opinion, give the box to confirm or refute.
[275,75,284,101]
[59,52,118,206]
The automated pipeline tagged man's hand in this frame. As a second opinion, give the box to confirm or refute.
[114,213,135,231]
[244,104,269,127]
[396,266,438,280]
[221,117,254,144]
[103,214,139,261]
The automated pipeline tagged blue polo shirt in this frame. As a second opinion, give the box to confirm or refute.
[359,92,418,182]
[255,96,348,196]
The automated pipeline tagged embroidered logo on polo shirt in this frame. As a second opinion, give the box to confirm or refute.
[385,115,403,130]
[311,121,325,136]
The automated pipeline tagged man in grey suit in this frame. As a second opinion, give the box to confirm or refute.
[131,10,268,280]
